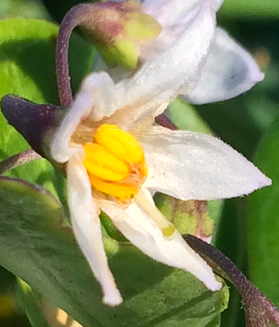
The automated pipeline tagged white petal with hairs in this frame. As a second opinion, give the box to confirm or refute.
[140,126,271,200]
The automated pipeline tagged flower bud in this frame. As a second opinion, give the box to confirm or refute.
[69,1,162,69]
[1,95,67,163]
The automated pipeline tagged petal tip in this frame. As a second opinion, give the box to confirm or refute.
[253,167,272,190]
[196,265,222,292]
[103,291,123,307]
[260,175,272,187]
[245,171,271,196]
[207,279,222,292]
[252,68,265,83]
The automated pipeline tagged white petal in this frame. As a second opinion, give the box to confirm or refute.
[185,28,264,104]
[143,0,223,27]
[143,0,203,27]
[99,192,221,291]
[140,126,271,201]
[108,2,216,128]
[67,156,122,306]
[51,72,117,163]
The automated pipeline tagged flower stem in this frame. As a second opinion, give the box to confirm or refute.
[0,150,41,175]
[56,4,90,107]
[184,234,279,327]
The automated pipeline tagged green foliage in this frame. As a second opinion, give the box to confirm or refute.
[247,113,279,303]
[0,18,93,197]
[220,0,279,19]
[0,0,49,19]
[0,176,228,327]
[0,18,62,196]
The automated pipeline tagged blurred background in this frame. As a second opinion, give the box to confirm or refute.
[0,0,278,326]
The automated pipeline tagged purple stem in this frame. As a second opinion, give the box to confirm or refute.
[56,4,91,107]
[0,150,41,175]
[184,234,279,327]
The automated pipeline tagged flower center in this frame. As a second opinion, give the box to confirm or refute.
[83,124,148,202]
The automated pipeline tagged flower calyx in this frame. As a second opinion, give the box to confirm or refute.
[1,95,67,162]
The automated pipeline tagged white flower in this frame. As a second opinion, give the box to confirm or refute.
[51,70,270,306]
[49,0,268,307]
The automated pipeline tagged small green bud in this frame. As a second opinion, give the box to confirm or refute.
[76,1,161,69]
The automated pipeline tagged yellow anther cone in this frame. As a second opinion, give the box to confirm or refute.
[83,143,129,182]
[94,124,145,165]
[83,124,147,201]
[89,175,139,201]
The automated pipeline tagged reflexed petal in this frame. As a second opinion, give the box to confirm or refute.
[99,193,221,291]
[67,156,122,306]
[140,126,271,200]
[51,72,117,163]
[109,3,216,128]
[185,28,264,104]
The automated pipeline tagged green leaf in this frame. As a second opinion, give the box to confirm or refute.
[0,18,61,198]
[0,18,93,196]
[0,176,228,327]
[0,18,57,160]
[0,0,50,19]
[247,113,279,304]
[219,0,279,19]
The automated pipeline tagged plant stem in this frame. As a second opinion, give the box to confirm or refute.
[56,4,89,107]
[184,234,279,327]
[0,150,41,175]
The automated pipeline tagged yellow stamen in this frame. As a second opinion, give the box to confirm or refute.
[83,124,147,201]
[94,124,145,165]
[83,143,129,182]
[89,175,139,202]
